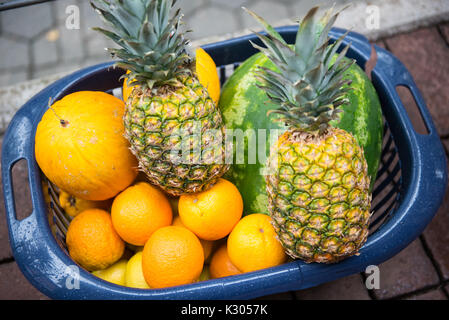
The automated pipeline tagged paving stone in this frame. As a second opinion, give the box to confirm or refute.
[177,0,208,15]
[79,0,104,39]
[385,27,449,136]
[372,239,439,299]
[295,274,371,300]
[209,0,247,9]
[79,56,111,70]
[53,0,80,23]
[422,187,449,280]
[0,2,53,39]
[287,0,348,19]
[32,33,59,67]
[240,1,290,30]
[0,68,28,87]
[57,24,84,62]
[0,36,29,70]
[86,32,111,60]
[189,6,239,40]
[405,289,447,300]
[32,62,79,80]
[0,261,49,300]
[445,284,449,296]
[439,23,449,43]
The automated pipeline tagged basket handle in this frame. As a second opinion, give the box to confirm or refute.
[372,45,439,137]
[352,47,448,267]
[1,102,43,249]
[1,61,118,246]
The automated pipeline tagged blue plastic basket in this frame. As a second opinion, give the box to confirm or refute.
[2,27,447,299]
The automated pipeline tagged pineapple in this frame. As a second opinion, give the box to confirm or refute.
[246,6,372,263]
[92,0,229,196]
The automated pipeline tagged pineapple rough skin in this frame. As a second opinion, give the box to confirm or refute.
[125,76,230,196]
[266,128,371,263]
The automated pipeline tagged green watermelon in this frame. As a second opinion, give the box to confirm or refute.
[219,52,383,215]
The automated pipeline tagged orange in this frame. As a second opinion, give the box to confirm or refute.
[35,91,138,201]
[178,178,243,241]
[66,209,125,271]
[209,243,241,279]
[227,214,287,273]
[122,48,220,104]
[142,226,204,288]
[172,216,213,261]
[111,182,172,246]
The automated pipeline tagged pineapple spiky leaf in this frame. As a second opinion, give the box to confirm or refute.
[245,6,355,134]
[91,0,191,91]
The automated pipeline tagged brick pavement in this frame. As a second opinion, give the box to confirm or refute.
[0,5,448,300]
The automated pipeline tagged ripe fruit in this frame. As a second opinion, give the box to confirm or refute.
[195,47,220,104]
[93,0,229,197]
[198,265,211,282]
[246,7,372,263]
[125,252,150,289]
[209,243,241,279]
[111,182,173,246]
[66,209,125,271]
[35,91,138,201]
[227,214,287,272]
[122,47,220,105]
[142,226,204,288]
[172,216,213,261]
[178,178,243,241]
[92,259,127,286]
[59,190,111,217]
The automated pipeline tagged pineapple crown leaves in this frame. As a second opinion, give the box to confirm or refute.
[91,0,192,90]
[244,6,355,133]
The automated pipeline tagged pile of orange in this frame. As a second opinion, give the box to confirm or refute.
[66,176,287,289]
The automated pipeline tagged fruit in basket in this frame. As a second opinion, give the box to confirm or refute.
[142,226,204,288]
[219,27,382,217]
[172,216,214,261]
[66,209,125,271]
[59,190,111,217]
[178,178,243,241]
[35,91,138,201]
[111,182,173,246]
[92,0,229,196]
[92,259,127,286]
[198,265,211,282]
[227,214,287,272]
[122,47,220,105]
[195,47,221,104]
[209,243,242,279]
[125,251,150,289]
[245,7,371,263]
